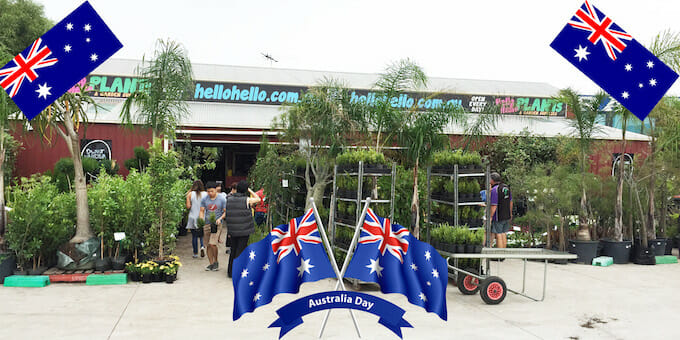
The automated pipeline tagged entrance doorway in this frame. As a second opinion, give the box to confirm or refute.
[174,141,260,187]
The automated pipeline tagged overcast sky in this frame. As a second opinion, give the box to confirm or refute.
[37,0,680,95]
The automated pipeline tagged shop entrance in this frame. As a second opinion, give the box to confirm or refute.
[174,142,260,187]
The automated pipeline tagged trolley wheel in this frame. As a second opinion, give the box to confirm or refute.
[456,268,480,295]
[479,276,507,305]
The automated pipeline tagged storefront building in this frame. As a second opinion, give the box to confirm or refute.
[11,59,650,183]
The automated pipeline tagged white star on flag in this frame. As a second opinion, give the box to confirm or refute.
[432,268,439,278]
[249,281,253,286]
[426,281,431,286]
[410,263,418,271]
[253,292,262,301]
[90,54,98,62]
[366,258,384,277]
[66,23,73,31]
[84,24,91,32]
[249,250,256,260]
[262,263,270,271]
[35,83,51,99]
[573,45,590,61]
[622,91,630,99]
[647,60,654,68]
[624,64,632,71]
[424,250,431,261]
[86,38,91,43]
[64,45,72,53]
[241,269,249,278]
[297,258,314,277]
[419,292,427,301]
[650,78,657,86]
[638,83,644,88]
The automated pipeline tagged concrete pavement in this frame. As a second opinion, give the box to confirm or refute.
[1,234,679,340]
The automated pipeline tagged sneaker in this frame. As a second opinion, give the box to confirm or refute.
[192,254,198,258]
[211,262,219,271]
[200,247,205,257]
[205,263,214,271]
[225,248,231,254]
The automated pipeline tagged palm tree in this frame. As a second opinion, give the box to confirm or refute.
[275,80,362,209]
[30,85,98,243]
[120,39,193,142]
[643,30,680,243]
[557,89,607,240]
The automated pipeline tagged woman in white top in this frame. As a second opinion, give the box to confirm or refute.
[186,180,207,258]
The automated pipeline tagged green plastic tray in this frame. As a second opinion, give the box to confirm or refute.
[3,275,50,287]
[85,273,128,285]
[655,256,678,264]
[592,256,613,267]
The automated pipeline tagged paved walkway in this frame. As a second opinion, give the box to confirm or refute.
[1,234,679,340]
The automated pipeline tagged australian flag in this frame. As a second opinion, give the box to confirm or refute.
[551,0,678,121]
[233,209,335,320]
[0,1,122,120]
[345,209,448,320]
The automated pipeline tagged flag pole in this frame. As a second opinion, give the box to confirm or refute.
[317,197,372,338]
[309,198,362,339]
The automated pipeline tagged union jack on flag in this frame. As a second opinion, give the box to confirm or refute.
[345,209,449,320]
[271,208,322,263]
[232,209,335,320]
[0,38,58,98]
[358,208,409,263]
[567,0,632,61]
[551,0,678,121]
[0,1,121,120]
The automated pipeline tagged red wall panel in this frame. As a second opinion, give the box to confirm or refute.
[10,122,152,178]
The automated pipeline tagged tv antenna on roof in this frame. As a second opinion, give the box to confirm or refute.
[261,52,278,67]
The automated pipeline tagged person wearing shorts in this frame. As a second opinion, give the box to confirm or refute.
[199,182,227,271]
[489,172,513,248]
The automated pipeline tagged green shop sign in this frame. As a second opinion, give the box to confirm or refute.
[85,75,565,116]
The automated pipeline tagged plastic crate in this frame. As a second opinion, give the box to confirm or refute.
[3,275,50,287]
[85,273,128,285]
[655,256,678,264]
[591,256,613,267]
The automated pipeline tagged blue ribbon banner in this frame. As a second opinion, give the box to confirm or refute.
[269,291,413,339]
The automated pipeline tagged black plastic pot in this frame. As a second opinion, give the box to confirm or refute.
[129,272,140,282]
[142,274,152,283]
[568,240,599,264]
[600,239,632,264]
[364,164,390,174]
[664,240,673,255]
[165,274,176,283]
[95,257,112,272]
[0,254,16,284]
[474,245,483,254]
[464,244,473,253]
[28,266,47,275]
[455,244,465,253]
[111,257,126,270]
[650,239,666,256]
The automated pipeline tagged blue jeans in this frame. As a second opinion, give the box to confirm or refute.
[190,229,204,254]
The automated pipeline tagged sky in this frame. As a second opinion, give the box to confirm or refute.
[36,0,680,96]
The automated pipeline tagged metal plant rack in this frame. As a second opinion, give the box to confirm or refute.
[329,161,396,287]
[425,164,491,244]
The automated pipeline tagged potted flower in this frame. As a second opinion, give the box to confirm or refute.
[163,264,178,283]
[139,262,154,283]
[125,262,141,282]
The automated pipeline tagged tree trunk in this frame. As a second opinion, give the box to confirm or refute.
[61,111,93,244]
[634,181,649,248]
[647,142,657,241]
[411,159,420,240]
[614,137,626,242]
[577,154,591,241]
[558,210,566,251]
[158,210,164,259]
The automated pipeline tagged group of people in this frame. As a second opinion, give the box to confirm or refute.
[185,180,266,278]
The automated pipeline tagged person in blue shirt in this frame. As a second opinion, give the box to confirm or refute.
[489,172,513,248]
[199,182,227,271]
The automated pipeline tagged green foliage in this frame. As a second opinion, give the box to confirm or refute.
[0,0,52,61]
[116,169,153,256]
[176,143,219,179]
[336,149,387,165]
[124,146,150,172]
[144,141,189,258]
[53,157,118,192]
[88,171,125,257]
[120,39,194,139]
[5,176,73,269]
